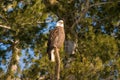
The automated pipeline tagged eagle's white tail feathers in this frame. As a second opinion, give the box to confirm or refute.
[51,49,55,62]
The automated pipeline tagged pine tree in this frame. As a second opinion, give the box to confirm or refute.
[0,0,47,79]
[0,0,120,80]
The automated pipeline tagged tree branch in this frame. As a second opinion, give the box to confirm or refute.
[0,24,11,29]
[0,14,8,23]
[55,47,60,80]
[71,0,89,29]
[90,1,120,8]
[0,39,13,44]
[71,1,120,29]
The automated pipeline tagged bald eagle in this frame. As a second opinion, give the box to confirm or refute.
[47,20,65,62]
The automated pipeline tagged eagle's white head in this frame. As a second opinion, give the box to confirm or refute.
[56,20,64,27]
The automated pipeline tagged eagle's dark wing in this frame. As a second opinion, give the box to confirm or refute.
[47,27,59,59]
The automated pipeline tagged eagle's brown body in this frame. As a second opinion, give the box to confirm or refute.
[47,21,65,61]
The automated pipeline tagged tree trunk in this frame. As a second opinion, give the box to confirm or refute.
[6,39,20,80]
[54,47,60,80]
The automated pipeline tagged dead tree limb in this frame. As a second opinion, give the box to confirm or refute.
[55,47,60,80]
[0,24,11,29]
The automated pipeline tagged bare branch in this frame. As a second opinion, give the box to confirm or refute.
[71,0,89,29]
[0,24,11,29]
[0,39,11,44]
[55,47,60,80]
[90,1,120,8]
[71,1,120,29]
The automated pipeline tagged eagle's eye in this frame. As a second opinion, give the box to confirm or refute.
[59,22,63,24]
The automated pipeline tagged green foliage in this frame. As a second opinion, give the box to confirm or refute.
[69,26,119,79]
[0,0,120,80]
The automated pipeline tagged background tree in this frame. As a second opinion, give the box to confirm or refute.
[0,0,47,79]
[43,0,120,79]
[0,0,120,80]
